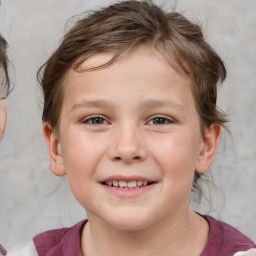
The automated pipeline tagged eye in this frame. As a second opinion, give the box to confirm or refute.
[147,116,174,125]
[82,116,108,125]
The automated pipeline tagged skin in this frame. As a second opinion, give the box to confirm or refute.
[0,95,7,141]
[44,47,221,256]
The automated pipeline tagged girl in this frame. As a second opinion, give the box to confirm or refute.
[8,1,256,255]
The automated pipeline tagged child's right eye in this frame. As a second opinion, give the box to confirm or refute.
[82,116,108,125]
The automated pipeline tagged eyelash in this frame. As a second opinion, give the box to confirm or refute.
[147,116,174,125]
[81,115,174,126]
[82,115,109,125]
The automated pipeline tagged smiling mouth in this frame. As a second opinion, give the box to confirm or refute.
[101,180,155,189]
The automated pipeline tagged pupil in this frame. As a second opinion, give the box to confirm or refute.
[93,118,103,124]
[154,118,165,124]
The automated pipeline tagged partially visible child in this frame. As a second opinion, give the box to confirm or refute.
[0,33,11,256]
[0,34,10,142]
[8,1,256,255]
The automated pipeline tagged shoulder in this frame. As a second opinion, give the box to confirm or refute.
[33,220,86,256]
[201,215,256,256]
[7,220,86,256]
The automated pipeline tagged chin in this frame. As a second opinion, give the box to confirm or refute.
[110,220,151,231]
[103,209,155,231]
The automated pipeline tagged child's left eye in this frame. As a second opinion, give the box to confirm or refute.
[147,116,173,125]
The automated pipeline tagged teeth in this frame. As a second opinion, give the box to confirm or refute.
[113,180,118,187]
[119,181,127,188]
[127,181,136,188]
[104,180,151,188]
[137,181,143,186]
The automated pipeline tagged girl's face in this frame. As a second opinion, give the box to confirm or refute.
[44,47,219,231]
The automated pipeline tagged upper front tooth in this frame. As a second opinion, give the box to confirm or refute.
[128,181,136,188]
[113,180,118,187]
[119,181,127,187]
[137,181,143,186]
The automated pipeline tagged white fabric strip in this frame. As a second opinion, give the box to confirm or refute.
[6,241,38,256]
[234,249,256,256]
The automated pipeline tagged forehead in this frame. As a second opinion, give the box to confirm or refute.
[74,46,190,83]
[68,46,189,83]
[62,47,195,108]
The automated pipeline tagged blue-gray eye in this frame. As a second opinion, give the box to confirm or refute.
[91,117,105,124]
[84,117,107,124]
[150,117,171,125]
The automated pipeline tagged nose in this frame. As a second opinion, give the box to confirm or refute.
[108,124,147,163]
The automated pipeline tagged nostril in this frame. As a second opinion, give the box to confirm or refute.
[113,155,141,161]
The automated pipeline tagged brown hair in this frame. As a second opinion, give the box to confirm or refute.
[38,0,228,201]
[0,34,10,99]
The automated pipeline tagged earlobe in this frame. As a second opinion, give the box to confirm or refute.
[43,123,66,176]
[195,124,221,174]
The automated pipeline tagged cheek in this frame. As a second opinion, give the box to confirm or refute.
[150,132,200,188]
[153,132,199,167]
[61,132,107,185]
[0,101,7,140]
[61,141,100,207]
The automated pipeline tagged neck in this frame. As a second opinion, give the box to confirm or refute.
[81,210,209,256]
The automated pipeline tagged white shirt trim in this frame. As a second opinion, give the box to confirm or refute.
[6,241,38,256]
[234,248,256,256]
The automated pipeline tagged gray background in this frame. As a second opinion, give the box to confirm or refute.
[0,0,255,249]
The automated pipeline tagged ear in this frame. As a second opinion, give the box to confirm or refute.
[195,124,221,173]
[43,123,66,176]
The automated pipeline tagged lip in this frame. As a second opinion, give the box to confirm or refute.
[99,175,157,198]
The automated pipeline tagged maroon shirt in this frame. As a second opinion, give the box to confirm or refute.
[201,216,256,255]
[33,216,256,256]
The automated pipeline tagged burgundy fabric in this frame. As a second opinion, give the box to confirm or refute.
[0,243,7,256]
[201,215,256,256]
[33,216,256,256]
[33,220,86,256]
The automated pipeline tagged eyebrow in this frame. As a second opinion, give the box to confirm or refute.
[71,99,114,111]
[71,98,185,112]
[140,98,185,112]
